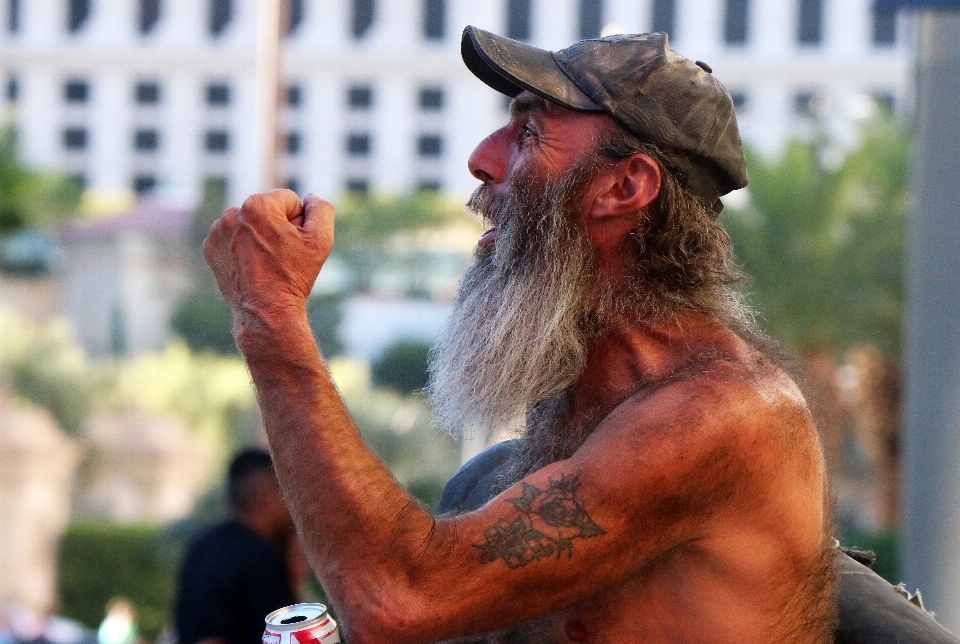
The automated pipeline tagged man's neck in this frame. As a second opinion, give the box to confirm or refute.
[569,309,748,429]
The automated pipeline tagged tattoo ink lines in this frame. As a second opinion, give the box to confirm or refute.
[474,474,606,568]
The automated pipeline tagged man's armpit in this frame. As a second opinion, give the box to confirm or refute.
[472,474,606,568]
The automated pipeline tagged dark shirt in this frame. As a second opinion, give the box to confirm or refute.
[175,520,297,644]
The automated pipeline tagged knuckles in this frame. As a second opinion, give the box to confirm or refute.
[240,193,268,214]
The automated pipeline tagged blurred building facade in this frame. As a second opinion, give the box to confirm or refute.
[0,0,912,207]
[75,410,213,523]
[59,200,193,355]
[0,395,80,615]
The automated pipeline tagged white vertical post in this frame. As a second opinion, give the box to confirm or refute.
[902,7,960,633]
[254,0,283,191]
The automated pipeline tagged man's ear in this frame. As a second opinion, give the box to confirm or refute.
[589,153,662,221]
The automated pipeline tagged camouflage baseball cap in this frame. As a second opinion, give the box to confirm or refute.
[461,26,748,213]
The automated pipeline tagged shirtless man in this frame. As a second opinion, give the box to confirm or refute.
[203,27,836,644]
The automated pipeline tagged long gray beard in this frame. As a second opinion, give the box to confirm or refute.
[427,159,601,441]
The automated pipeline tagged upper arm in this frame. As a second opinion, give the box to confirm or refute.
[364,375,774,642]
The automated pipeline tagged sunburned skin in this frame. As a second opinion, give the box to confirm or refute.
[439,348,835,644]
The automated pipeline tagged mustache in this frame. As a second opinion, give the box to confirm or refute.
[466,182,511,232]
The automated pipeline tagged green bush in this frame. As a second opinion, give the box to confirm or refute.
[170,288,237,355]
[58,522,180,641]
[0,310,99,435]
[371,338,432,394]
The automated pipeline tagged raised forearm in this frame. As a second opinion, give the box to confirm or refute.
[235,304,439,640]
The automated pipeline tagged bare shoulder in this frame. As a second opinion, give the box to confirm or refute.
[595,354,812,443]
[572,354,824,512]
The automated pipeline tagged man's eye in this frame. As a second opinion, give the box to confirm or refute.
[518,125,537,144]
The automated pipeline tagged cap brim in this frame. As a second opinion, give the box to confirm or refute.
[462,27,603,112]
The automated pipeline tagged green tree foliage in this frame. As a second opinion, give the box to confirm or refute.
[58,522,179,641]
[722,117,910,358]
[371,338,432,394]
[336,191,466,246]
[171,179,238,354]
[0,310,99,435]
[334,191,470,291]
[308,293,346,357]
[0,309,256,448]
[170,291,236,355]
[106,341,257,453]
[0,128,82,234]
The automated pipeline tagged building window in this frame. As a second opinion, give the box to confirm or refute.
[68,0,91,33]
[506,0,531,41]
[8,0,20,33]
[135,81,161,105]
[210,0,231,36]
[874,92,895,113]
[139,0,160,35]
[63,127,88,151]
[579,0,603,40]
[345,178,369,194]
[651,0,676,36]
[723,0,749,45]
[797,0,823,45]
[206,83,231,106]
[6,76,19,102]
[205,129,230,153]
[286,132,302,155]
[730,91,748,111]
[419,87,444,111]
[133,174,157,194]
[287,0,304,34]
[347,85,373,109]
[352,0,374,38]
[417,134,443,157]
[347,133,371,156]
[134,128,159,152]
[423,0,445,40]
[793,91,821,116]
[287,84,303,108]
[64,80,89,103]
[873,6,896,46]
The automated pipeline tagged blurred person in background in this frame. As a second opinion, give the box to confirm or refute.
[174,449,301,644]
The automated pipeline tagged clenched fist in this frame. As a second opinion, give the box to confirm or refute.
[203,189,335,319]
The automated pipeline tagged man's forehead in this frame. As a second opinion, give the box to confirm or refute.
[509,92,570,119]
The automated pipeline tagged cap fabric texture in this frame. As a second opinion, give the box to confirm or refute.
[461,26,748,212]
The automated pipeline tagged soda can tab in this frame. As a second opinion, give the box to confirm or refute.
[263,603,341,644]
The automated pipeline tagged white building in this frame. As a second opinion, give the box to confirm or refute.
[0,0,913,208]
[59,200,193,355]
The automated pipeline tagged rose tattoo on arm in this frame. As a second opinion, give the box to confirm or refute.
[474,475,606,568]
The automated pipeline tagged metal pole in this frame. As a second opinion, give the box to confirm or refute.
[254,0,284,191]
[903,8,960,631]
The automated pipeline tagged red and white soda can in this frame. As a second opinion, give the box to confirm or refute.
[263,603,340,644]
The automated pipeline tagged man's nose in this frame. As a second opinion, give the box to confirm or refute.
[468,127,510,184]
